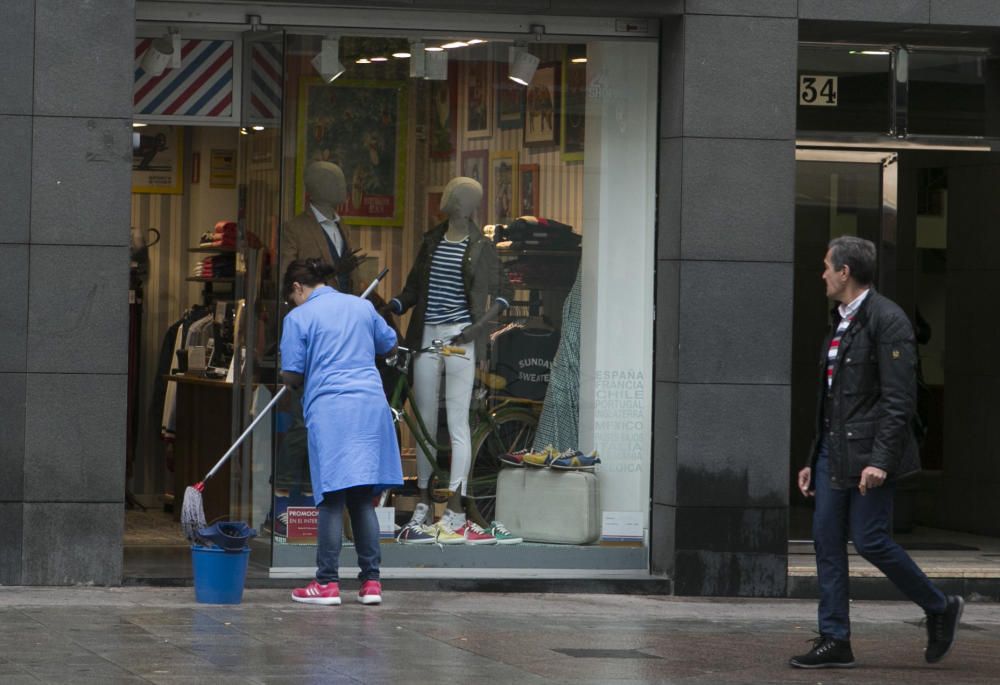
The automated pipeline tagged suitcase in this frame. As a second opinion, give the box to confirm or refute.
[496,468,601,544]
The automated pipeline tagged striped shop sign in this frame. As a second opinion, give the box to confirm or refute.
[134,38,234,118]
[246,40,282,125]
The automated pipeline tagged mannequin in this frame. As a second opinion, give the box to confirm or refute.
[390,177,511,542]
[279,161,356,294]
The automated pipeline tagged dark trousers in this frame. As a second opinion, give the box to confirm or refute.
[316,487,381,584]
[813,446,946,640]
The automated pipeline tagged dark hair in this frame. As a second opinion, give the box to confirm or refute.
[828,236,877,286]
[283,258,336,299]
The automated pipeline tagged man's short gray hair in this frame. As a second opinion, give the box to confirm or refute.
[828,236,876,286]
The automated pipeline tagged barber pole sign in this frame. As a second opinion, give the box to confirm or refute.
[134,38,235,120]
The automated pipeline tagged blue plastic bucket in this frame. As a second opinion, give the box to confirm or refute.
[190,545,250,604]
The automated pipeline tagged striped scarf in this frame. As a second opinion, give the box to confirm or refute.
[826,315,853,388]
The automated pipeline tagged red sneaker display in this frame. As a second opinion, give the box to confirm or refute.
[358,580,383,605]
[291,580,341,606]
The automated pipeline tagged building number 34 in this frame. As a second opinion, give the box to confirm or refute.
[799,75,838,107]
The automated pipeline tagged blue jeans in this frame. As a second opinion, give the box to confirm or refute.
[813,446,946,640]
[316,487,381,584]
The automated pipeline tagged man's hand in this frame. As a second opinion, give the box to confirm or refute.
[798,467,814,498]
[858,466,887,495]
[799,466,816,497]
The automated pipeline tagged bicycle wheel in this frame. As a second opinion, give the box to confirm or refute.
[466,410,537,527]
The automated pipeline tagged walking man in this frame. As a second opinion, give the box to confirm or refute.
[791,236,963,669]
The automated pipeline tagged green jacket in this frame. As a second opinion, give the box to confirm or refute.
[392,220,512,358]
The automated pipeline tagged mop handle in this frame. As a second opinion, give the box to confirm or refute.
[200,268,389,486]
[201,386,288,484]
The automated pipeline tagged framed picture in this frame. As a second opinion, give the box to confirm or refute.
[132,125,183,194]
[429,63,458,158]
[489,150,518,226]
[426,186,446,228]
[464,54,493,139]
[496,60,524,130]
[296,78,408,226]
[518,164,539,217]
[561,54,586,162]
[460,149,490,225]
[524,62,560,147]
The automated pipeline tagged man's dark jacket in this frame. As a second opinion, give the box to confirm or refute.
[807,289,921,489]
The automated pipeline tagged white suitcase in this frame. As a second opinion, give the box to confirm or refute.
[496,468,601,544]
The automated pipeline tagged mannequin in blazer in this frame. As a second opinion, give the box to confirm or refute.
[281,161,356,294]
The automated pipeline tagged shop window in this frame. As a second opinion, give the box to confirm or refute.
[908,50,1000,137]
[797,45,892,134]
[260,33,657,569]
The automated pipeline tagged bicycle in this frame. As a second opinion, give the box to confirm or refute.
[385,339,538,526]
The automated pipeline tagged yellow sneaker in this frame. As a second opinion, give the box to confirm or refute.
[432,517,465,545]
[522,444,558,467]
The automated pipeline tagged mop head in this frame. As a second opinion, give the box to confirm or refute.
[180,485,207,543]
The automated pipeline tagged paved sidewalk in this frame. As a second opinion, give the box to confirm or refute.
[0,587,998,684]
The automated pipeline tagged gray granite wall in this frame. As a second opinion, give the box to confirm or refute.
[0,0,134,585]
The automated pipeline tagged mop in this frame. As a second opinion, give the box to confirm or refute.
[181,268,390,542]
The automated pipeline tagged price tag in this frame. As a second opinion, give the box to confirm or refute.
[799,75,838,107]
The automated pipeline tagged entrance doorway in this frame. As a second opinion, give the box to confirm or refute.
[790,146,1000,577]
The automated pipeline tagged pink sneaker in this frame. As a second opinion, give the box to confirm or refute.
[358,579,382,605]
[291,580,341,606]
[455,521,498,545]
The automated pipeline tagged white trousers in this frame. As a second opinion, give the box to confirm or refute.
[413,322,475,495]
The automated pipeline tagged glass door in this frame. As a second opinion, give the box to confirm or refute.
[230,29,285,548]
[789,149,897,540]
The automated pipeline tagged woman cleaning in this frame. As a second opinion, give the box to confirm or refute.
[280,258,402,606]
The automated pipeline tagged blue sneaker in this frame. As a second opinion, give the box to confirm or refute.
[549,449,600,471]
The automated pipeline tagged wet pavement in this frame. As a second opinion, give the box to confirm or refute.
[0,587,998,684]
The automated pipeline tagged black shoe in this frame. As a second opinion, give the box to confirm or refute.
[789,635,856,669]
[925,595,964,663]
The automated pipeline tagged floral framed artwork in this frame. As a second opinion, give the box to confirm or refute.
[496,60,524,130]
[518,163,539,217]
[464,54,493,139]
[429,63,458,158]
[489,150,518,226]
[461,148,490,225]
[296,78,408,226]
[132,125,184,194]
[561,54,586,162]
[524,62,560,147]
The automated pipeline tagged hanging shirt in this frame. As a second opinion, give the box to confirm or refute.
[424,236,471,325]
[310,204,345,258]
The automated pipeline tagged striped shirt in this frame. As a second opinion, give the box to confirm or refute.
[827,290,869,388]
[424,237,472,325]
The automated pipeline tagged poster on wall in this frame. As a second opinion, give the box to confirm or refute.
[524,62,560,147]
[132,125,183,194]
[518,163,539,217]
[429,64,458,158]
[561,55,586,162]
[461,149,489,225]
[464,56,493,139]
[496,60,525,130]
[489,150,518,226]
[297,78,408,226]
[209,148,236,188]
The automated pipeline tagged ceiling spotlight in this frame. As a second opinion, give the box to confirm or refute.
[424,50,448,81]
[571,57,587,63]
[370,56,388,62]
[441,41,468,49]
[311,38,345,83]
[240,127,248,135]
[356,57,371,64]
[508,47,539,86]
[251,125,265,131]
[467,39,486,45]
[392,52,411,58]
[132,122,148,128]
[568,44,587,64]
[409,42,426,78]
[425,46,444,52]
[140,30,181,77]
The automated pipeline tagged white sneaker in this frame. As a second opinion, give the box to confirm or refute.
[410,502,430,525]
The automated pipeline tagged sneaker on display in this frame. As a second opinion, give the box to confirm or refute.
[455,520,498,545]
[357,580,383,605]
[488,520,523,544]
[432,514,465,545]
[445,509,467,528]
[523,445,557,468]
[500,449,529,467]
[291,580,341,606]
[550,449,601,471]
[396,520,437,544]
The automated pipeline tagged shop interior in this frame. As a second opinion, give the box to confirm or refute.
[125,26,656,579]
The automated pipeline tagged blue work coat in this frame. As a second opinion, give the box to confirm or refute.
[280,286,402,503]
